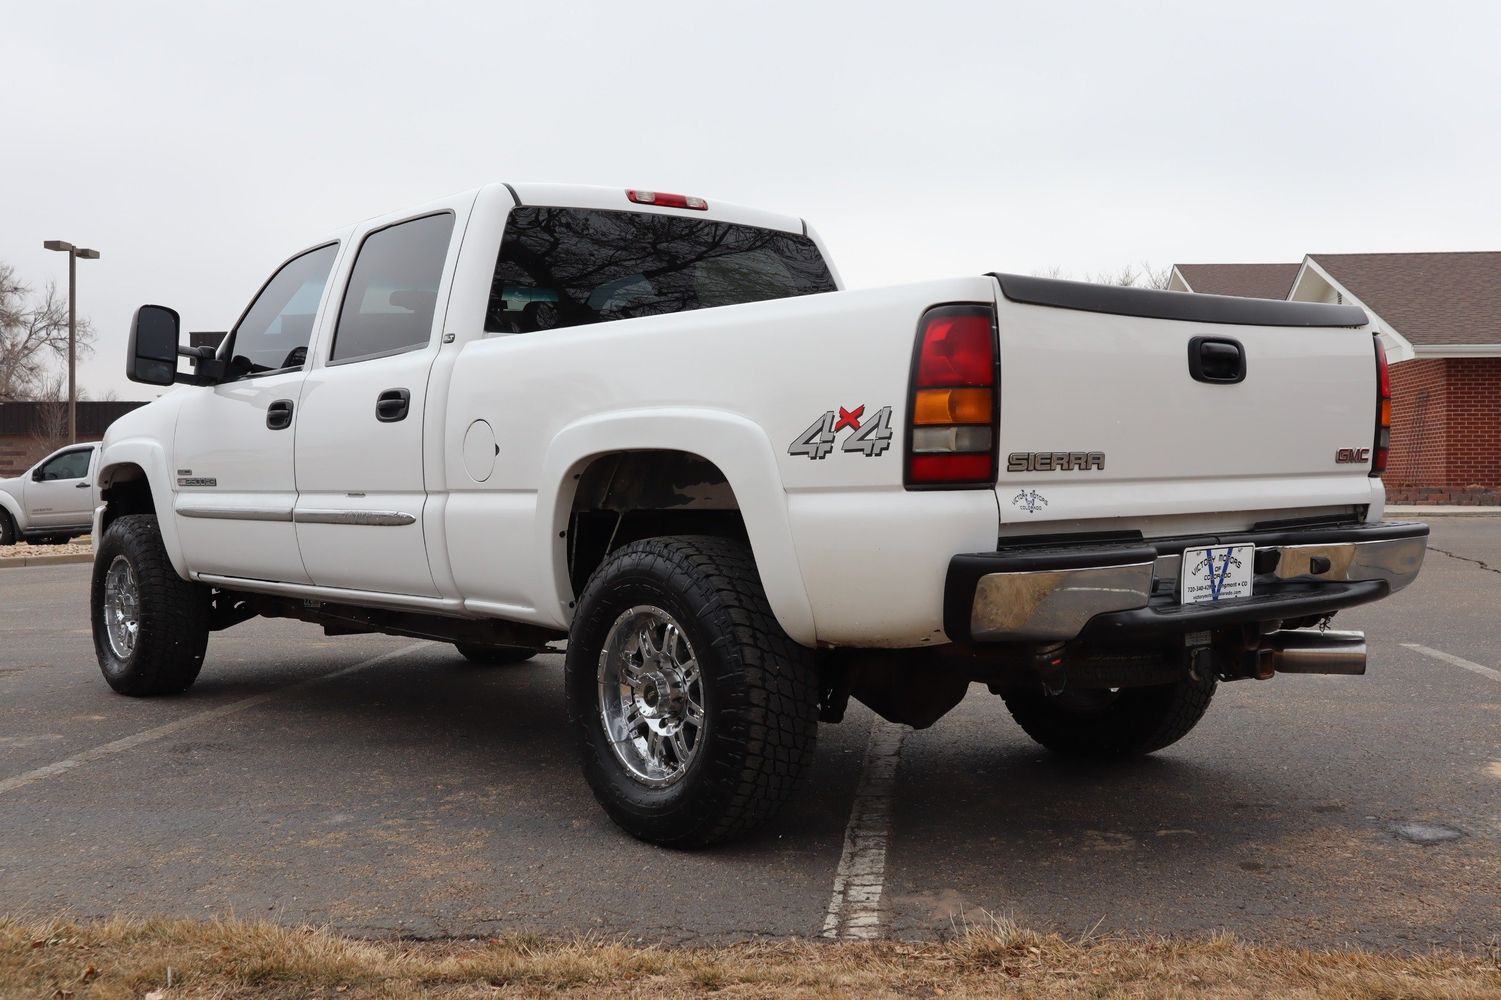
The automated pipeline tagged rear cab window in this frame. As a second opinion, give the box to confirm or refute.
[485,207,836,334]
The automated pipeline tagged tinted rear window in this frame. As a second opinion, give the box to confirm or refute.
[485,207,836,333]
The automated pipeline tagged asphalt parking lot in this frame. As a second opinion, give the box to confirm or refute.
[1,517,1497,951]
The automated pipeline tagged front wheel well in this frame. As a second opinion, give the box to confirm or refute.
[564,450,747,596]
[99,464,155,532]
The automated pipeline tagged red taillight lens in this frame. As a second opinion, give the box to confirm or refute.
[626,189,708,210]
[915,311,995,387]
[909,453,994,484]
[905,304,998,489]
[1372,337,1391,476]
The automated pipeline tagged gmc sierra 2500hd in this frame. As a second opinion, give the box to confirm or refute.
[92,183,1426,846]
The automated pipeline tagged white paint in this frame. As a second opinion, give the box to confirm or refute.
[821,719,906,940]
[993,287,1383,528]
[0,642,424,798]
[97,180,1389,652]
[1402,643,1501,683]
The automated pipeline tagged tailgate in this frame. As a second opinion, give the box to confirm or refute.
[989,274,1381,533]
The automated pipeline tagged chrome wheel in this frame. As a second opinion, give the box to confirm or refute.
[102,555,140,659]
[597,605,705,788]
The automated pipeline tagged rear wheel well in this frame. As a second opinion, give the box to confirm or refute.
[565,450,747,596]
[99,465,155,533]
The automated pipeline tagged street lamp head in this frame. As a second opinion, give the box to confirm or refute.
[43,240,75,253]
[76,249,101,260]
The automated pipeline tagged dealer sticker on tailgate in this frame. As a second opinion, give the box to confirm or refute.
[1180,545,1254,604]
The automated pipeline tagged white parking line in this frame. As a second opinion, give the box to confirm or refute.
[0,642,425,798]
[1402,643,1501,684]
[821,718,906,940]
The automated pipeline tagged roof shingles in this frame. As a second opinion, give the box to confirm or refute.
[1174,262,1299,300]
[1308,252,1501,347]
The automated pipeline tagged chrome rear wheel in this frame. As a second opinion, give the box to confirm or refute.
[597,606,705,788]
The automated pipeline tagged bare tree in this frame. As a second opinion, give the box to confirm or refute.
[0,262,96,401]
[1089,264,1141,287]
[29,374,70,454]
[1032,262,1173,289]
[1140,263,1173,290]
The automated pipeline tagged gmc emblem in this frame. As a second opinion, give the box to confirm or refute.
[1335,447,1371,464]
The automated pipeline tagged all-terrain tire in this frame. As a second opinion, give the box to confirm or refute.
[90,514,211,696]
[454,642,538,665]
[565,535,819,848]
[1002,669,1216,758]
[0,509,14,546]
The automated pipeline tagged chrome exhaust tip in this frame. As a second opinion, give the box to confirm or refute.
[1264,629,1367,675]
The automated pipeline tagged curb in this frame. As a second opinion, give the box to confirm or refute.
[0,553,93,570]
[1386,506,1501,517]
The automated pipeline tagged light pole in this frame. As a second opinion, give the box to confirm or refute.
[42,240,101,444]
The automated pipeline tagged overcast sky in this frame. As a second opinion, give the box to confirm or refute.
[3,0,1499,399]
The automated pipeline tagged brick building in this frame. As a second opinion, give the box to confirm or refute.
[1170,253,1501,505]
[0,401,148,477]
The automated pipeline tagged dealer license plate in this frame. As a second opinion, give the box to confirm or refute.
[1180,544,1255,605]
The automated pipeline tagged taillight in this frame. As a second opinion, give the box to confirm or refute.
[626,189,708,210]
[905,304,998,488]
[1372,337,1391,476]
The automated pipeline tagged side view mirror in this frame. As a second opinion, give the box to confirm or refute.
[126,305,222,386]
[31,468,44,482]
[127,305,183,386]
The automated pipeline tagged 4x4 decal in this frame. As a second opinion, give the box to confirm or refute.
[788,404,894,460]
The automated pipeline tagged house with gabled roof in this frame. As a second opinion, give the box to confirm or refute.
[1170,253,1501,504]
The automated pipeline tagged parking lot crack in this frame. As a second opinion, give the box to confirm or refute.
[1426,545,1501,577]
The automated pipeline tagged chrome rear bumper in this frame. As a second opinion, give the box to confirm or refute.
[946,521,1427,643]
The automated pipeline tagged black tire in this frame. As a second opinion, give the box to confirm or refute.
[565,536,819,848]
[454,642,538,665]
[1002,669,1216,758]
[90,514,211,696]
[0,509,14,546]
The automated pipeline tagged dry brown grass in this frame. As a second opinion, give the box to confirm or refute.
[3,915,1498,999]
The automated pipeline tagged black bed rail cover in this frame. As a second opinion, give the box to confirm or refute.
[989,272,1369,328]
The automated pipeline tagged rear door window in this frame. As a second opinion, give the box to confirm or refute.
[330,212,455,363]
[485,207,837,333]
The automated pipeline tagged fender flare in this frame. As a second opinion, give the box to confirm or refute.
[537,408,818,646]
[0,488,23,533]
[96,438,187,578]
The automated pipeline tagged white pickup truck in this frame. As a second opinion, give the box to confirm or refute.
[93,182,1426,846]
[0,442,100,546]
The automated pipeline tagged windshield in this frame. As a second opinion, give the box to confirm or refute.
[485,207,836,334]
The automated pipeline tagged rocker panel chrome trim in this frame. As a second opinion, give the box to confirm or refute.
[293,509,417,526]
[175,505,292,522]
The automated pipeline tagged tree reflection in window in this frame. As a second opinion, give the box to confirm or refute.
[486,207,836,334]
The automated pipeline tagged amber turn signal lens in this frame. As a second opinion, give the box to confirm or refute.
[912,388,992,425]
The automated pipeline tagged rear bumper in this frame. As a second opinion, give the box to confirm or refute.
[945,520,1427,643]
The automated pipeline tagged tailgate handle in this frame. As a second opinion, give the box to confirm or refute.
[1189,337,1246,384]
